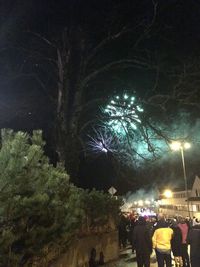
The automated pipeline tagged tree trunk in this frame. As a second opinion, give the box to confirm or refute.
[55,39,84,181]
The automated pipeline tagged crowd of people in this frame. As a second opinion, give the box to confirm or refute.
[118,213,200,267]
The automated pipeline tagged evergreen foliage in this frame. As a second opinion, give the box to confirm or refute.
[0,129,121,266]
[83,189,122,227]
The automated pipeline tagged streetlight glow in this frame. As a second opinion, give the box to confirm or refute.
[184,142,191,149]
[163,189,173,198]
[170,141,181,151]
[170,141,191,151]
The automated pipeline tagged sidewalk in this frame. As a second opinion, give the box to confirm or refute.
[105,246,157,267]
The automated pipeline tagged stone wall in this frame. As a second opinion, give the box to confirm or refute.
[49,230,119,267]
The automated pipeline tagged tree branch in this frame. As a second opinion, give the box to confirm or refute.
[134,0,158,48]
[25,31,57,49]
[85,27,131,65]
[81,59,155,89]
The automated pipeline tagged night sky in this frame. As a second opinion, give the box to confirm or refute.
[1,0,200,194]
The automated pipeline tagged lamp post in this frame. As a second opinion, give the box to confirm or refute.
[170,141,191,218]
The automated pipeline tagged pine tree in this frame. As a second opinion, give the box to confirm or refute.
[0,129,84,266]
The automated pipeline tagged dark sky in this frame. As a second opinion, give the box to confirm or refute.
[1,0,200,193]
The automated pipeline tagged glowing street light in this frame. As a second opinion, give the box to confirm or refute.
[170,141,191,151]
[163,189,173,198]
[170,141,181,151]
[184,142,191,149]
[170,141,191,217]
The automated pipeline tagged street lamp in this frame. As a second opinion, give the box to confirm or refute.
[163,189,173,198]
[170,141,191,217]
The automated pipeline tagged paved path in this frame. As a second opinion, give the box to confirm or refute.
[105,246,157,267]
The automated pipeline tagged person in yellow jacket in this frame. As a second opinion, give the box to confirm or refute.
[152,219,173,267]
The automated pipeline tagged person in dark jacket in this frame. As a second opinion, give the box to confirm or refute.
[171,220,183,267]
[178,218,190,267]
[118,214,128,248]
[132,216,152,267]
[89,248,98,267]
[187,224,200,267]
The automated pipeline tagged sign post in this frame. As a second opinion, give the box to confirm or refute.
[108,186,117,197]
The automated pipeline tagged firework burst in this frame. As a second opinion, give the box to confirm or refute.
[103,93,143,136]
[87,128,118,154]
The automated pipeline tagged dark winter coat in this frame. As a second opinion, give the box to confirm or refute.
[187,225,200,266]
[132,218,152,256]
[171,226,182,256]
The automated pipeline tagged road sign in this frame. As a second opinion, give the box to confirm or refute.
[108,186,117,196]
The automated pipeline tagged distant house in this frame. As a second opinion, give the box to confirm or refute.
[188,175,200,217]
[158,176,200,218]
